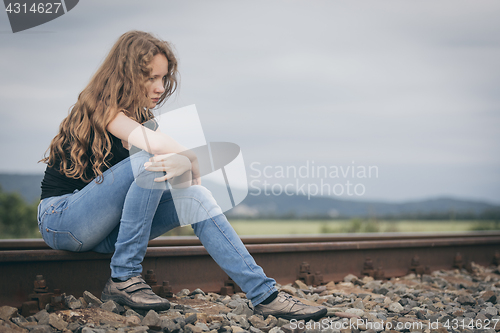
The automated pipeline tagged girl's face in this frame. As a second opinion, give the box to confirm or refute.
[145,53,169,109]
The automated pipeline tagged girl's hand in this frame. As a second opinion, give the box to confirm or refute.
[190,157,201,185]
[144,153,192,184]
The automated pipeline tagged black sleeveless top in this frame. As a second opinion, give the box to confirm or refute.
[40,119,157,200]
[40,134,130,200]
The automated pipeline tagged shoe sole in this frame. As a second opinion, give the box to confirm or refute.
[258,307,328,321]
[101,292,170,311]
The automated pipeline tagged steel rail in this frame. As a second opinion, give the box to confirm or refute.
[1,230,499,250]
[1,232,499,310]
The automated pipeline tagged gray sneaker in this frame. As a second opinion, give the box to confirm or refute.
[101,276,170,311]
[254,292,327,321]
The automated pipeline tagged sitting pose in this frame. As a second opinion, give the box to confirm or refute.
[37,30,326,321]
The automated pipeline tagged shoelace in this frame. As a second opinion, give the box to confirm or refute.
[280,292,306,305]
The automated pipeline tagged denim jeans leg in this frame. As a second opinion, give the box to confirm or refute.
[109,152,166,280]
[92,188,181,253]
[192,214,277,306]
[38,157,277,303]
[150,185,277,306]
[37,150,165,280]
[148,189,181,239]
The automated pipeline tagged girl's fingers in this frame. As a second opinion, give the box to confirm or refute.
[145,166,171,172]
[154,173,174,182]
[149,153,175,162]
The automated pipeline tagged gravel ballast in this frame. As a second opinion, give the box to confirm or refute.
[1,262,499,333]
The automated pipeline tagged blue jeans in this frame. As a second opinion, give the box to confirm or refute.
[37,150,276,305]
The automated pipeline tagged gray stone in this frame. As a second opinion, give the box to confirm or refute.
[141,309,160,328]
[195,322,210,331]
[232,303,253,318]
[67,322,80,331]
[408,300,419,308]
[485,306,498,316]
[100,300,124,314]
[480,291,497,303]
[34,310,50,325]
[124,309,143,319]
[345,308,364,317]
[185,307,201,314]
[268,327,284,333]
[219,326,232,333]
[248,315,267,329]
[227,300,244,309]
[26,316,37,323]
[416,310,427,320]
[11,316,28,325]
[372,288,389,295]
[174,316,186,327]
[343,274,358,283]
[184,324,203,333]
[190,288,206,296]
[475,312,488,321]
[64,294,83,310]
[184,313,198,325]
[457,295,476,305]
[352,299,365,310]
[364,281,382,290]
[28,325,54,333]
[83,328,106,333]
[276,318,289,327]
[79,297,88,308]
[160,317,179,331]
[177,289,191,297]
[209,321,222,330]
[0,305,18,320]
[249,327,264,333]
[388,302,404,313]
[464,312,476,318]
[83,291,103,306]
[48,313,68,331]
[228,313,250,329]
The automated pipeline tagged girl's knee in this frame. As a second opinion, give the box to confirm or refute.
[172,185,215,202]
[172,185,223,226]
[188,185,213,199]
[129,151,166,190]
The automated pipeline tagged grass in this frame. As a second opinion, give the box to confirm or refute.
[164,219,500,236]
[229,219,500,236]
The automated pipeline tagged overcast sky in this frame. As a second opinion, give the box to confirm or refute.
[1,1,499,204]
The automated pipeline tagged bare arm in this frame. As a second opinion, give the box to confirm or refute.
[107,112,201,185]
[107,112,188,155]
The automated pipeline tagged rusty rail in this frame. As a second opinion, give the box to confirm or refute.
[1,231,499,311]
[2,231,499,250]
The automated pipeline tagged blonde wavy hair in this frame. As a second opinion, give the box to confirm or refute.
[40,31,178,183]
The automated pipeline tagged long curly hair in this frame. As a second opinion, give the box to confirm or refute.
[40,31,178,183]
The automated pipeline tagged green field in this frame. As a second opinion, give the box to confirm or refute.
[165,219,500,236]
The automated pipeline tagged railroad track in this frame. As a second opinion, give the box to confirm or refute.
[1,231,499,312]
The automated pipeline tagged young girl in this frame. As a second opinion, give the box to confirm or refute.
[38,30,326,320]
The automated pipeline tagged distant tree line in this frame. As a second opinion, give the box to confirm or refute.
[0,185,40,239]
